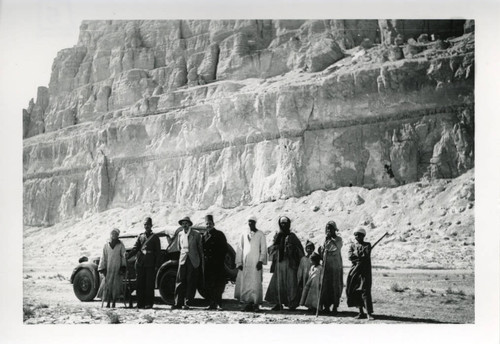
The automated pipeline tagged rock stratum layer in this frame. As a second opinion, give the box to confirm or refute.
[23,20,474,226]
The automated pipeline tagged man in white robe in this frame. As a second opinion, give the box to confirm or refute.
[234,216,267,312]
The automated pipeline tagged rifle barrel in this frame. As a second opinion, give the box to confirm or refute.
[372,232,389,249]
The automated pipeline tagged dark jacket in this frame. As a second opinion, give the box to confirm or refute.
[128,232,161,268]
[202,228,227,278]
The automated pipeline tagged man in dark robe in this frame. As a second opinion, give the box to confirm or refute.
[264,216,304,310]
[126,217,161,309]
[202,214,228,310]
[346,227,374,320]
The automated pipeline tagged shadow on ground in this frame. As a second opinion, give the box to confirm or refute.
[92,296,447,324]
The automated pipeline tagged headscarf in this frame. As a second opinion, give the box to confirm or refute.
[326,221,338,240]
[276,216,291,261]
[305,240,315,250]
[278,216,291,234]
[110,228,120,248]
[310,252,321,264]
[354,228,366,236]
[326,220,338,232]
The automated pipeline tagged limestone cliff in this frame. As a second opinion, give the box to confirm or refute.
[23,20,474,226]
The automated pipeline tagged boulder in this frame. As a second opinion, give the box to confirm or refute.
[305,36,344,72]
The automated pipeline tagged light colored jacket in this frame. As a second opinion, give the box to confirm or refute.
[177,228,203,268]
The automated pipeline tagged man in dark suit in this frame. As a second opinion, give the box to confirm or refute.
[172,216,203,310]
[202,214,228,310]
[126,217,161,309]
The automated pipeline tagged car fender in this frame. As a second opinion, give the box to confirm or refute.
[70,262,99,285]
[155,260,179,287]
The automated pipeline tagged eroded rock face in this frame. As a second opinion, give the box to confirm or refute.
[23,87,49,138]
[378,19,466,44]
[23,20,474,226]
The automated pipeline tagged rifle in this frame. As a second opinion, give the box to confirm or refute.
[371,232,389,250]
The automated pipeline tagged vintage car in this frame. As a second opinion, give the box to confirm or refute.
[70,227,237,304]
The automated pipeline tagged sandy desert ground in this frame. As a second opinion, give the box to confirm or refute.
[23,170,474,324]
[23,260,473,324]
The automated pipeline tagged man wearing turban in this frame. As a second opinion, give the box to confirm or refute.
[98,228,127,308]
[264,216,305,311]
[346,228,374,320]
[234,216,267,312]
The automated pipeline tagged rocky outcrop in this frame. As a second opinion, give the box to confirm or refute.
[378,19,467,44]
[23,87,49,138]
[23,20,474,226]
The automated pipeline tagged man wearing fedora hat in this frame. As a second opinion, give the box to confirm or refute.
[172,216,203,310]
[202,214,228,310]
[127,217,161,309]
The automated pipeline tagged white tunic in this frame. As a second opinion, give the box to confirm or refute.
[234,229,268,304]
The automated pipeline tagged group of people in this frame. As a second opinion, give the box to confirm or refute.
[237,216,374,319]
[97,214,375,319]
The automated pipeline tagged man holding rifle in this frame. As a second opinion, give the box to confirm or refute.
[346,228,383,320]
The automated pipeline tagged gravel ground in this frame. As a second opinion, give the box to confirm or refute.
[23,261,474,324]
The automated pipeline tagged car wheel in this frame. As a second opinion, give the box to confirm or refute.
[73,268,98,302]
[158,269,177,305]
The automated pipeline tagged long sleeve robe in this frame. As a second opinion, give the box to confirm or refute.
[300,265,323,309]
[319,236,344,309]
[346,241,373,313]
[264,231,304,308]
[296,255,312,304]
[98,240,127,302]
[234,230,268,304]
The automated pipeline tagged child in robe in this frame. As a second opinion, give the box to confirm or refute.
[297,240,315,296]
[299,252,323,313]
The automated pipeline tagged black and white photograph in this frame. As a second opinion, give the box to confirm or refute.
[1,0,499,343]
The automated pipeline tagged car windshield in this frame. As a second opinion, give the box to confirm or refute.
[118,226,207,252]
[118,233,170,250]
